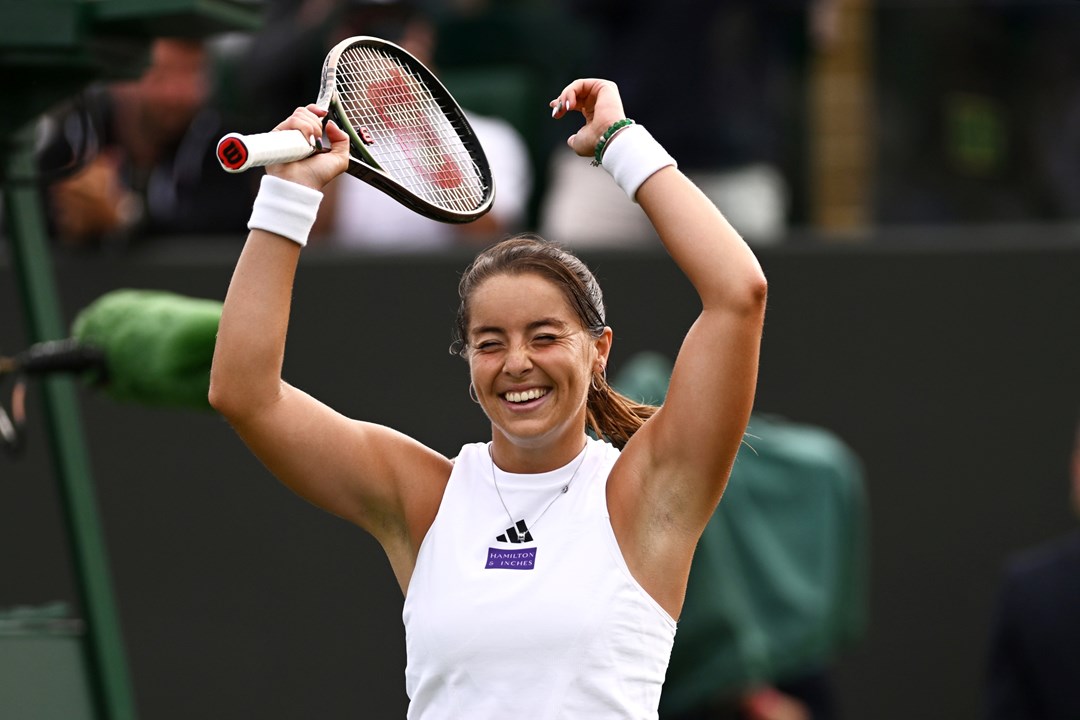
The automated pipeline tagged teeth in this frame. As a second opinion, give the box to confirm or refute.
[505,388,547,403]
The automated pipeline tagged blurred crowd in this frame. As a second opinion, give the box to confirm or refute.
[25,0,1080,252]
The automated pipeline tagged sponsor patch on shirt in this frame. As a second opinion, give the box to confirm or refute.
[485,547,537,570]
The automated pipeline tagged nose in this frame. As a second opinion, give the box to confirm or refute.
[503,342,533,377]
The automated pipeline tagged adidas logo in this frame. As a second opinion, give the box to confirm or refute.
[496,519,533,544]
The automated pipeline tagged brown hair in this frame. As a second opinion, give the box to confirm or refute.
[451,234,657,449]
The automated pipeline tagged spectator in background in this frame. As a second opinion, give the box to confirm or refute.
[233,0,341,132]
[984,418,1080,720]
[542,0,836,248]
[43,37,255,247]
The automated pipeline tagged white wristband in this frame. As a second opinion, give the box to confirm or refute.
[600,124,677,202]
[247,174,323,247]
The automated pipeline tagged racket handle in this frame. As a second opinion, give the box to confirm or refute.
[216,130,316,173]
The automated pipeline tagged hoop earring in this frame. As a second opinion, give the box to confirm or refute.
[591,366,607,392]
[469,382,480,403]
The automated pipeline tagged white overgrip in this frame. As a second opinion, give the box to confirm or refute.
[216,130,316,173]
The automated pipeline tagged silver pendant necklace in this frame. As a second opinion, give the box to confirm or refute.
[489,441,589,543]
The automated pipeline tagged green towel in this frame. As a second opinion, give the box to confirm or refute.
[71,289,222,411]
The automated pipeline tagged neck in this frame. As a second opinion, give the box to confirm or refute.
[490,428,588,474]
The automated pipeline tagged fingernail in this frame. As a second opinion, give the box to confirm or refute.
[565,100,571,112]
[551,105,558,118]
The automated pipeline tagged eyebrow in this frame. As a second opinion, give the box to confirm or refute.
[470,317,571,336]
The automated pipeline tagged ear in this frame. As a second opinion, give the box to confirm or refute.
[594,326,613,373]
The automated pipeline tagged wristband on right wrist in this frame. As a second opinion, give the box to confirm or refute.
[598,124,678,202]
[247,174,324,247]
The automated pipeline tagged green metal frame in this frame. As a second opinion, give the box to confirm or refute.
[3,124,137,720]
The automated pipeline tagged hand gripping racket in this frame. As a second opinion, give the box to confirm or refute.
[216,36,494,224]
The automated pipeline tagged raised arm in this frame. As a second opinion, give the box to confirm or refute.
[208,106,450,590]
[552,79,767,613]
[632,151,767,503]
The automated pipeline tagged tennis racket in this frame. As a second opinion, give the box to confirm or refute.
[216,36,494,224]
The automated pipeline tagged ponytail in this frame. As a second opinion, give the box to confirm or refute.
[585,370,658,450]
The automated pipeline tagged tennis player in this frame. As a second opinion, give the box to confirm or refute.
[209,77,767,719]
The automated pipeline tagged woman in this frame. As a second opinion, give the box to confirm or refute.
[209,78,767,718]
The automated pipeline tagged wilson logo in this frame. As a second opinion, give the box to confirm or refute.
[217,138,248,169]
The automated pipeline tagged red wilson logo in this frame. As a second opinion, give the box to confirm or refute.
[217,137,248,169]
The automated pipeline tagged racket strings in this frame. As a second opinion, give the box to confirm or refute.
[336,47,487,213]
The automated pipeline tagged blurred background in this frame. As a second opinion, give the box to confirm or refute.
[2,0,1079,719]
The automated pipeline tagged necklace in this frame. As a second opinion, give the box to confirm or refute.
[489,441,589,543]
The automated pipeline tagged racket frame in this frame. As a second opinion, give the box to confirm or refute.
[219,36,494,224]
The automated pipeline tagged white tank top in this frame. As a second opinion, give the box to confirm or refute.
[403,437,677,719]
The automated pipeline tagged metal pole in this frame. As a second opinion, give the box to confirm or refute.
[2,123,137,720]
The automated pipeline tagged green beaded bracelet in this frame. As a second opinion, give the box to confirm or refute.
[591,118,636,166]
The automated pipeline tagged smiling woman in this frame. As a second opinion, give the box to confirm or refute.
[208,76,766,720]
[451,237,654,463]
